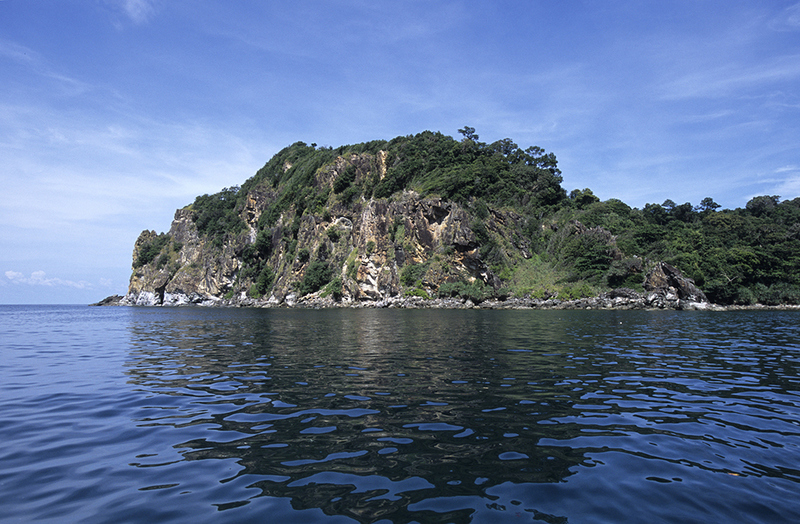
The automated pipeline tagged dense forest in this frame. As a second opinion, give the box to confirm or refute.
[174,128,800,306]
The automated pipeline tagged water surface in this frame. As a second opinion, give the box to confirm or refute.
[1,306,799,523]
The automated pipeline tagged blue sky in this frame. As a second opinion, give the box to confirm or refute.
[2,0,799,304]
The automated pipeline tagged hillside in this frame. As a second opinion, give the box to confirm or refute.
[119,129,800,308]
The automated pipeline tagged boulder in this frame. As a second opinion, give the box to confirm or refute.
[644,262,708,303]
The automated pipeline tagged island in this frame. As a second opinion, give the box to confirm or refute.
[93,129,800,310]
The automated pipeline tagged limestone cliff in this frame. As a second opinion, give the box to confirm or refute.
[121,144,534,306]
[122,187,516,306]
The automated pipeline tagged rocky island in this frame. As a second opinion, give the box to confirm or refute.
[97,129,800,310]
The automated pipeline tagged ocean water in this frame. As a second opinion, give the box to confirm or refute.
[1,305,799,523]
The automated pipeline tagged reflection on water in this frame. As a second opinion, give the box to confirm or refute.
[122,308,800,523]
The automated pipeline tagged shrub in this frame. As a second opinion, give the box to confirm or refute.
[404,287,431,299]
[333,164,357,193]
[393,223,405,244]
[346,250,359,280]
[326,227,340,243]
[559,282,595,299]
[400,262,428,287]
[324,275,343,300]
[155,254,169,269]
[136,235,170,268]
[297,247,310,264]
[437,280,489,302]
[254,266,275,296]
[297,260,332,296]
[339,184,361,205]
[191,186,246,244]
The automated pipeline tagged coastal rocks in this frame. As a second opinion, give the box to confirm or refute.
[644,261,708,303]
[268,287,707,311]
[89,295,123,306]
[108,245,717,310]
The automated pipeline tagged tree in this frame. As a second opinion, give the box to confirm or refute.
[569,188,600,210]
[746,195,780,217]
[696,197,720,213]
[672,202,695,223]
[458,126,479,141]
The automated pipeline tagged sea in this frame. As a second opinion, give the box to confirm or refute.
[1,305,799,523]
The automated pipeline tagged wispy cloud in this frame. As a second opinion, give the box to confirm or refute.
[0,40,37,64]
[659,54,800,100]
[765,166,800,201]
[0,102,264,230]
[118,0,156,24]
[770,2,800,31]
[0,39,91,96]
[4,270,92,289]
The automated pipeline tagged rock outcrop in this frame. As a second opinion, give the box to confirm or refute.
[643,261,708,304]
[121,185,512,307]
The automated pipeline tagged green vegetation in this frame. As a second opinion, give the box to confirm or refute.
[370,129,565,213]
[322,275,343,300]
[400,261,429,287]
[326,226,340,243]
[437,280,490,302]
[154,128,800,305]
[135,234,171,268]
[549,194,800,304]
[252,266,275,297]
[297,247,310,264]
[297,260,333,296]
[190,186,246,247]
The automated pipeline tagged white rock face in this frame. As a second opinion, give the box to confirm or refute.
[162,292,190,306]
[122,291,158,306]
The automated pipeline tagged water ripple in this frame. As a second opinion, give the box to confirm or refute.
[2,306,800,522]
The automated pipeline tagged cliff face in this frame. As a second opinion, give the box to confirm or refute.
[121,151,524,307]
[125,209,243,305]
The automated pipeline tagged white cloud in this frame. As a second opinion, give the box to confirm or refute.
[0,40,37,65]
[773,174,800,201]
[775,165,800,174]
[4,271,24,282]
[0,102,264,230]
[119,0,155,24]
[5,270,92,289]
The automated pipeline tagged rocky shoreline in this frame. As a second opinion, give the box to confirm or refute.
[94,260,797,312]
[91,289,800,311]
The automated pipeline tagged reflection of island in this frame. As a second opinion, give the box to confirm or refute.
[125,308,585,523]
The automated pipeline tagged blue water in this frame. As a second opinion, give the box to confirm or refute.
[1,305,799,523]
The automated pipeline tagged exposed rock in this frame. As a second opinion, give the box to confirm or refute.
[121,184,509,307]
[89,295,123,306]
[644,261,708,303]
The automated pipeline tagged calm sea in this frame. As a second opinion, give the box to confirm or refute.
[1,305,799,523]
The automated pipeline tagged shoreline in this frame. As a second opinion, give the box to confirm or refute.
[91,293,800,311]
